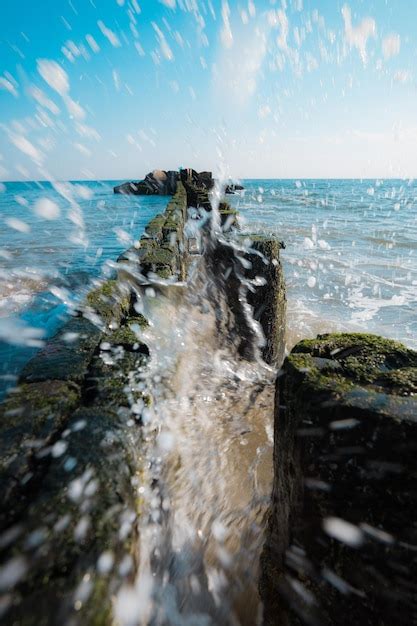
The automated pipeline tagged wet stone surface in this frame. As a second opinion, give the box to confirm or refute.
[261,332,417,626]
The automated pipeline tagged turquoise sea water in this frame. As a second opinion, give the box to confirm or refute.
[0,178,416,397]
[0,180,167,397]
[232,179,417,350]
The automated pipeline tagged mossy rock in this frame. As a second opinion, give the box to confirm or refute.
[104,316,149,351]
[238,233,286,250]
[293,333,417,391]
[140,245,178,279]
[262,333,417,626]
[85,280,131,328]
[240,236,286,366]
[20,317,103,384]
[219,205,239,230]
[145,214,165,239]
[0,380,81,530]
[87,350,148,408]
[2,405,141,625]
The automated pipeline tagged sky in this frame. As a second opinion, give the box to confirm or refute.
[0,0,416,180]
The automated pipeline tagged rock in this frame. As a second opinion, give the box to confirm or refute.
[84,279,131,329]
[198,171,214,189]
[114,170,180,196]
[20,317,103,384]
[261,333,417,626]
[241,235,286,366]
[1,405,141,626]
[113,169,243,198]
[225,183,244,194]
[0,380,81,529]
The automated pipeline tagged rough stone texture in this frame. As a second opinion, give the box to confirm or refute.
[117,181,188,282]
[1,314,149,624]
[84,279,131,329]
[2,405,141,626]
[219,202,239,230]
[20,317,103,384]
[114,169,179,195]
[241,235,286,366]
[114,168,224,197]
[0,380,81,529]
[0,277,150,624]
[261,333,417,626]
[0,171,259,625]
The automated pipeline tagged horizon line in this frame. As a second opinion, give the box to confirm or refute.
[1,176,416,184]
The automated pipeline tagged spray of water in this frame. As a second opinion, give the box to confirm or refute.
[114,220,276,625]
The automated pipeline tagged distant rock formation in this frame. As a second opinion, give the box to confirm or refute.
[113,168,244,196]
[114,169,179,195]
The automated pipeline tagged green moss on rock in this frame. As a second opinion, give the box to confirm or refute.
[105,315,148,350]
[0,380,81,527]
[21,317,103,384]
[85,280,131,328]
[293,333,417,391]
[145,214,165,238]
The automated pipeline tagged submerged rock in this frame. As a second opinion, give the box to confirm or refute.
[261,332,417,625]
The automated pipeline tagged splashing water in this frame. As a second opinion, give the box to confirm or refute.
[116,234,276,625]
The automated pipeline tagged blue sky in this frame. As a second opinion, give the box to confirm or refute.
[0,0,416,180]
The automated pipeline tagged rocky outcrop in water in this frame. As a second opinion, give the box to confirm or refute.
[0,175,280,625]
[261,333,417,625]
[0,184,190,625]
[113,168,244,197]
[114,169,179,195]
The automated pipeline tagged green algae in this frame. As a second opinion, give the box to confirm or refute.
[145,214,165,238]
[105,315,148,349]
[286,352,355,397]
[86,280,131,327]
[21,317,103,384]
[293,333,417,392]
[141,246,176,267]
[375,366,417,396]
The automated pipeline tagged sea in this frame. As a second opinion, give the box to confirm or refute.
[0,178,416,398]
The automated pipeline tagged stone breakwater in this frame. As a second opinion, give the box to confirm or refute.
[261,333,417,625]
[0,177,284,624]
[113,168,244,196]
[0,171,416,625]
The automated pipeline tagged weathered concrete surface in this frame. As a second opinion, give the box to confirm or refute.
[261,333,417,626]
